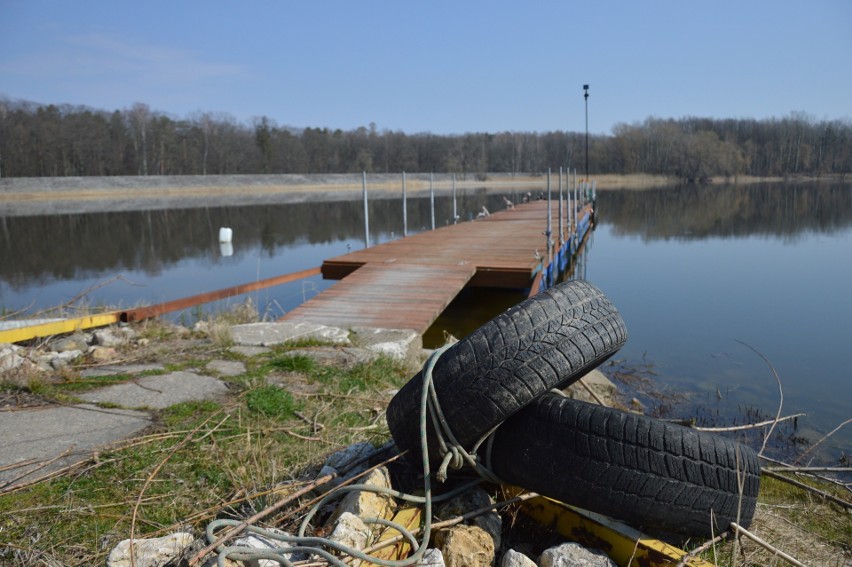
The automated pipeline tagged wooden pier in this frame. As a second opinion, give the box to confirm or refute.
[281,200,593,334]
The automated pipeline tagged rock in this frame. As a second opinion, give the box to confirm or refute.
[563,369,617,406]
[350,327,422,364]
[328,467,393,525]
[52,332,90,353]
[328,512,370,558]
[629,397,644,412]
[436,486,502,551]
[230,321,350,347]
[205,359,246,377]
[416,548,446,566]
[50,332,90,352]
[434,525,495,567]
[502,549,537,567]
[107,532,194,567]
[0,344,27,372]
[90,346,118,362]
[230,345,271,357]
[315,442,378,492]
[231,528,304,566]
[94,327,129,347]
[539,542,617,567]
[50,349,83,369]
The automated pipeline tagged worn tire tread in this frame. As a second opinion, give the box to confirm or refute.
[487,394,760,537]
[387,281,628,461]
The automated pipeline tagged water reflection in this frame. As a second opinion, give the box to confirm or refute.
[598,183,851,240]
[0,190,521,291]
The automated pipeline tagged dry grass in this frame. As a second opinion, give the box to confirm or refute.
[0,315,413,566]
[1,318,849,566]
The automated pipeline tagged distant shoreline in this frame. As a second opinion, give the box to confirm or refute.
[0,172,837,217]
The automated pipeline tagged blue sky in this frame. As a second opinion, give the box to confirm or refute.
[1,1,850,135]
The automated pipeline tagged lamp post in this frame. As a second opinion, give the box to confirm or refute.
[583,84,589,181]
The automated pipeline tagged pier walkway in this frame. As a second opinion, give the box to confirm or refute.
[281,200,591,334]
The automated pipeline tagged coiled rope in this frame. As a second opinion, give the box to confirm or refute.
[206,343,506,566]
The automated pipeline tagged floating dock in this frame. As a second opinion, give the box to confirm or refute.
[281,200,593,334]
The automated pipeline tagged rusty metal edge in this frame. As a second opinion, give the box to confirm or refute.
[0,266,322,344]
[519,495,715,567]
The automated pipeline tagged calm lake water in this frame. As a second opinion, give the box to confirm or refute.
[2,182,850,464]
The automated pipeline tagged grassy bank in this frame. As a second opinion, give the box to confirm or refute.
[0,317,849,566]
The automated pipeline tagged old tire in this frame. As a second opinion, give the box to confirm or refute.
[386,280,628,464]
[486,393,761,537]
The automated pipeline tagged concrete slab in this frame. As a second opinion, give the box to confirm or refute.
[78,371,229,409]
[230,322,351,347]
[350,327,421,364]
[0,404,151,488]
[80,363,165,378]
[229,345,271,357]
[205,359,246,377]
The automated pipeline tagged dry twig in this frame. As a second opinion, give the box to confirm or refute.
[761,469,852,510]
[794,417,852,465]
[735,339,783,456]
[730,522,806,567]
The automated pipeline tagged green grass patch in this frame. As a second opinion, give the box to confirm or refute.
[266,353,316,373]
[245,385,297,419]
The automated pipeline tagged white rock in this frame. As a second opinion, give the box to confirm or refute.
[416,548,446,566]
[0,344,27,372]
[329,467,393,525]
[329,512,371,558]
[502,549,537,567]
[50,349,83,369]
[231,528,303,566]
[94,328,128,347]
[107,532,194,567]
[539,542,617,567]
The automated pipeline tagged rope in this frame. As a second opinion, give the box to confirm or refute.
[205,343,504,566]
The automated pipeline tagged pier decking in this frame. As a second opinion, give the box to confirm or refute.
[282,200,590,334]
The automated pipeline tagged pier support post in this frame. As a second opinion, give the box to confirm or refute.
[402,171,408,237]
[430,172,436,230]
[452,174,458,224]
[558,167,564,247]
[546,169,553,285]
[362,171,370,248]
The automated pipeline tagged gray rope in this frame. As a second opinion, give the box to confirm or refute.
[205,343,504,566]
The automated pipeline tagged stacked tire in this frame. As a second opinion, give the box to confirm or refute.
[386,280,760,537]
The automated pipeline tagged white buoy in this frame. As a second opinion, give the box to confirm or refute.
[219,242,233,257]
[219,227,233,243]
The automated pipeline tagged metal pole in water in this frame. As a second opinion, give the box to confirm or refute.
[546,168,553,276]
[558,167,564,247]
[452,174,458,224]
[430,172,435,230]
[362,171,370,248]
[402,171,408,237]
[572,168,577,236]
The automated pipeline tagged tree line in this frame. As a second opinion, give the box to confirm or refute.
[1,98,849,181]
